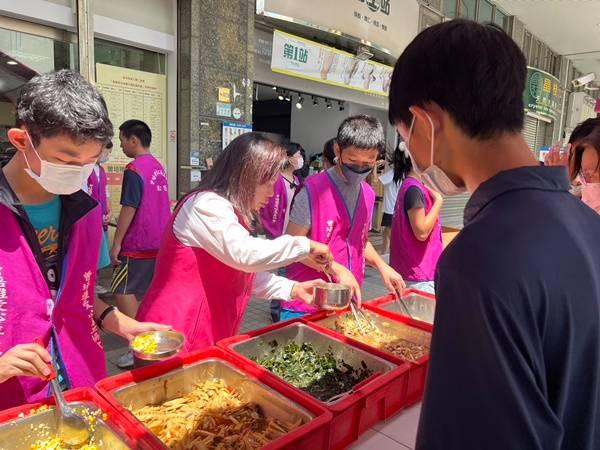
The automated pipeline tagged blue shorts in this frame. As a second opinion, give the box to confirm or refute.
[279,309,307,321]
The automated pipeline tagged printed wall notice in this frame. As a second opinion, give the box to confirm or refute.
[222,122,253,149]
[96,63,167,213]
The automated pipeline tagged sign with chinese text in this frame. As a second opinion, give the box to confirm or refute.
[218,87,231,103]
[271,30,393,97]
[523,67,561,120]
[216,102,232,117]
[257,0,419,57]
[96,63,167,214]
[222,122,252,149]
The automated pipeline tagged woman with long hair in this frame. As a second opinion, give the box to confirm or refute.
[389,140,443,294]
[545,118,600,213]
[136,133,332,350]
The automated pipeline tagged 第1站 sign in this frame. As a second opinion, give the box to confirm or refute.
[523,67,561,120]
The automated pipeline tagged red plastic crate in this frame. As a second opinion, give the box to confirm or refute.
[0,387,152,449]
[218,319,411,450]
[303,305,432,408]
[364,290,436,327]
[96,346,332,450]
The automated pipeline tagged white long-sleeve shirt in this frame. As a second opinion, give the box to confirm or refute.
[173,191,310,300]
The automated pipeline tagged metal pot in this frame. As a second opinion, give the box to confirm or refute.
[130,330,185,368]
[313,282,351,310]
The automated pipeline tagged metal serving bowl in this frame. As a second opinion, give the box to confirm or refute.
[313,282,351,310]
[130,330,185,368]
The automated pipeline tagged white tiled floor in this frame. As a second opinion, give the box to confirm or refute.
[350,403,421,450]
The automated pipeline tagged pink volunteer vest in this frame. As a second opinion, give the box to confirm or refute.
[0,204,106,409]
[87,166,108,230]
[121,154,170,254]
[136,192,256,351]
[283,171,375,312]
[259,175,300,238]
[390,177,443,282]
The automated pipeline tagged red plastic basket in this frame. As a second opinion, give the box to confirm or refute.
[0,387,151,449]
[218,319,411,450]
[303,304,432,407]
[364,290,436,327]
[96,346,332,450]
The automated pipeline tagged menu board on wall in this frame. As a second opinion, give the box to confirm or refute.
[96,63,167,213]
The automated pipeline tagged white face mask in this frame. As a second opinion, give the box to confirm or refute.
[403,114,467,196]
[23,134,95,195]
[295,155,304,170]
[581,183,600,213]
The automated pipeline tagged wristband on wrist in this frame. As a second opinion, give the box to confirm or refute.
[96,305,118,331]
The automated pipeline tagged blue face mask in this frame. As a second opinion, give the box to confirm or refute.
[340,161,373,185]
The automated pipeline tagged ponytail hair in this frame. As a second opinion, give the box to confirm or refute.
[393,140,413,184]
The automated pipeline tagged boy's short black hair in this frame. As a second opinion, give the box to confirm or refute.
[16,69,113,146]
[119,119,152,147]
[283,142,303,157]
[389,19,527,139]
[337,115,385,153]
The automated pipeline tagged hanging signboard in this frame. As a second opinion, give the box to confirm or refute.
[523,67,561,121]
[271,30,393,97]
[257,0,419,57]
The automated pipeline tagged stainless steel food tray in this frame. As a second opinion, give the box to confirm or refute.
[0,402,129,450]
[379,292,436,325]
[315,310,431,356]
[112,358,314,445]
[230,322,397,403]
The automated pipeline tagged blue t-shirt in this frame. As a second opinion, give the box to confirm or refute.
[23,196,61,297]
[22,197,68,390]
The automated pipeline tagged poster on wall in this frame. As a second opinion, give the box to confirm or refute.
[222,122,253,149]
[96,63,167,213]
[271,30,393,97]
[257,0,419,58]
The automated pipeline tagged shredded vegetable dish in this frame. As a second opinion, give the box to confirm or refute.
[334,314,429,362]
[131,378,301,450]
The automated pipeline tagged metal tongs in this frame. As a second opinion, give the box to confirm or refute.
[35,338,90,448]
[349,299,378,335]
[394,287,414,320]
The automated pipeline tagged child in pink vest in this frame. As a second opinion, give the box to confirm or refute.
[87,141,112,270]
[389,142,443,294]
[137,133,333,351]
[282,116,406,320]
[0,70,167,409]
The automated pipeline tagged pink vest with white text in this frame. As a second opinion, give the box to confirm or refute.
[121,154,170,254]
[390,177,442,282]
[87,166,108,230]
[0,204,105,409]
[136,192,256,351]
[259,175,300,238]
[283,172,375,312]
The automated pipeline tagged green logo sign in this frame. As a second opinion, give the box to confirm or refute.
[523,68,561,120]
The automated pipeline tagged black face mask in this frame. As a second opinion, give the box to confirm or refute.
[343,163,373,174]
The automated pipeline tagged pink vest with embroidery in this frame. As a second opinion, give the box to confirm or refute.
[87,166,108,230]
[283,172,375,312]
[121,154,170,254]
[259,175,300,238]
[390,177,443,281]
[0,204,105,409]
[136,192,256,351]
